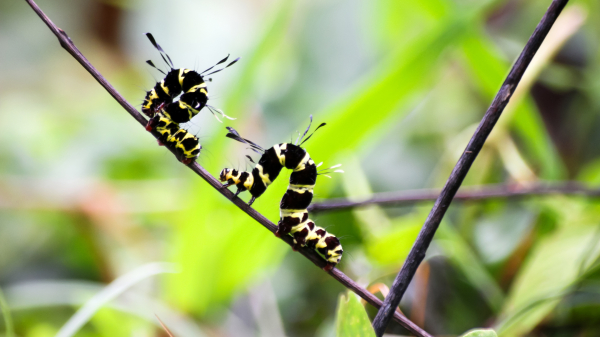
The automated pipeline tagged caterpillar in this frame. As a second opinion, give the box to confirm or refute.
[142,33,238,125]
[220,118,343,271]
[147,112,201,165]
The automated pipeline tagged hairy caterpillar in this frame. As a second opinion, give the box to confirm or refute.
[220,118,343,270]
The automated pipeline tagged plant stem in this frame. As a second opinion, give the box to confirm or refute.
[371,0,570,335]
[309,181,599,212]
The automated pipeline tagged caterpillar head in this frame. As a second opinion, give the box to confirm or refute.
[219,168,232,182]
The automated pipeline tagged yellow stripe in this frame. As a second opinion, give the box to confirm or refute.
[290,220,309,234]
[294,152,311,172]
[160,80,169,95]
[256,164,272,185]
[288,186,314,194]
[243,173,254,190]
[187,82,207,93]
[274,144,286,166]
[280,209,307,218]
[178,69,186,86]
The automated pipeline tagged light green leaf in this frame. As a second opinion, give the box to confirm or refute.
[335,292,376,337]
[461,329,498,337]
[0,287,14,337]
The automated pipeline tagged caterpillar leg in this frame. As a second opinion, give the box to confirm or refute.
[234,189,242,198]
[322,263,336,272]
[181,157,195,165]
[146,117,159,132]
[222,182,233,188]
[248,196,256,206]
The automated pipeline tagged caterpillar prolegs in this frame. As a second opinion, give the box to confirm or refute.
[147,113,201,165]
[219,118,343,270]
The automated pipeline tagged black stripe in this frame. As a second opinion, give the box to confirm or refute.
[280,144,306,170]
[180,90,208,112]
[292,226,310,247]
[163,69,183,97]
[280,189,313,210]
[257,147,284,180]
[278,211,308,236]
[236,172,250,191]
[249,169,267,197]
[181,137,198,151]
[163,102,193,124]
[289,164,317,185]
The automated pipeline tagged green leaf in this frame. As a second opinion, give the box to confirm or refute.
[461,329,498,337]
[335,292,376,337]
[495,219,600,336]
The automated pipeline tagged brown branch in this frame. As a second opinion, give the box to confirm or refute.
[371,0,570,335]
[309,181,600,213]
[23,1,431,336]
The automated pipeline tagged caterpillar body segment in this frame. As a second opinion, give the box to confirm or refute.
[141,69,181,118]
[142,67,208,123]
[148,113,201,165]
[285,217,343,271]
[142,33,239,124]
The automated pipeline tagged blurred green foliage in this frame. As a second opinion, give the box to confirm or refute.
[2,0,600,336]
[335,292,375,337]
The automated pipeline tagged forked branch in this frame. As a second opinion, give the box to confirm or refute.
[23,0,430,336]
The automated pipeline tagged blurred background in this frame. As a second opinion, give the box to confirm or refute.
[1,0,600,336]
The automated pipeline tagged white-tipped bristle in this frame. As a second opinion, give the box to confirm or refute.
[316,162,323,167]
[330,164,342,169]
[323,175,332,179]
[334,170,344,173]
[219,108,236,120]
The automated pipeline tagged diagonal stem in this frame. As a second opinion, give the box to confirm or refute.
[23,0,431,336]
[308,181,600,213]
[371,0,570,335]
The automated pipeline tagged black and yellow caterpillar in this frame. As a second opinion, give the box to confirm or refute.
[147,112,201,165]
[142,33,238,124]
[219,119,343,270]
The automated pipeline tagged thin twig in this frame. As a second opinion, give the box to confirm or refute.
[23,1,431,336]
[371,0,570,335]
[309,181,600,213]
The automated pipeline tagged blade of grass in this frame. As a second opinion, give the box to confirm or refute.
[56,262,177,337]
[0,287,15,337]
